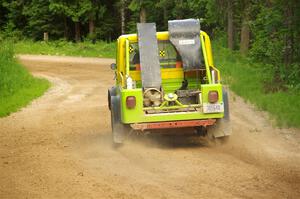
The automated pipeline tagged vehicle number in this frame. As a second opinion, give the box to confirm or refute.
[179,39,195,45]
[203,103,224,113]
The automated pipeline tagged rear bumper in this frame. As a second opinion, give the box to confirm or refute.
[120,85,224,124]
[130,119,216,131]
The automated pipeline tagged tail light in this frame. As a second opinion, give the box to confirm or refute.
[126,96,136,109]
[208,91,218,103]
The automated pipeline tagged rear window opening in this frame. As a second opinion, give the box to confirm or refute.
[129,40,205,71]
[127,39,208,96]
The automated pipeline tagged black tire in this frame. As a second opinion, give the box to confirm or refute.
[195,126,207,137]
[108,86,117,111]
[110,95,127,145]
[108,90,111,111]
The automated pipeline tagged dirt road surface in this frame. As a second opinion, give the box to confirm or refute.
[1,55,300,199]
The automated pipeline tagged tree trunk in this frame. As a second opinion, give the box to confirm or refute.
[176,0,183,19]
[284,2,293,68]
[163,6,168,29]
[140,6,146,23]
[121,0,126,34]
[64,16,68,40]
[89,17,95,36]
[43,32,49,42]
[227,0,234,50]
[240,21,250,54]
[240,2,250,55]
[89,17,96,44]
[75,22,81,42]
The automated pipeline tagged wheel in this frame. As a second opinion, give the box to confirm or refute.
[195,126,207,137]
[108,90,111,110]
[108,86,117,111]
[110,95,127,145]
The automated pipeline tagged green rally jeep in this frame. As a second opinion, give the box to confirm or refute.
[108,19,231,144]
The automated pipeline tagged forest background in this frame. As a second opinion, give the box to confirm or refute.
[0,0,300,126]
[1,0,299,89]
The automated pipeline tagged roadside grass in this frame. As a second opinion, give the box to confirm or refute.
[0,42,50,117]
[213,44,300,128]
[15,40,116,58]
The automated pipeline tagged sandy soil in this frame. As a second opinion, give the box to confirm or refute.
[0,55,299,199]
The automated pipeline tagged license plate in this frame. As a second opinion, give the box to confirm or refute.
[203,103,224,113]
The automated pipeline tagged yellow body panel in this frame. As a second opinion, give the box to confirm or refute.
[130,68,184,81]
[116,31,216,87]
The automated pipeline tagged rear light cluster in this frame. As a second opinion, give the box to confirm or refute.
[126,96,136,109]
[208,91,219,103]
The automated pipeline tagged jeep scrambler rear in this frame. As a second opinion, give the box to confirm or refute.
[108,19,231,144]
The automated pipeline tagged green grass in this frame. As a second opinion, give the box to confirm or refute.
[213,43,300,128]
[0,42,50,117]
[15,40,116,58]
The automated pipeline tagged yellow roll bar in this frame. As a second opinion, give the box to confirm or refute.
[116,31,218,86]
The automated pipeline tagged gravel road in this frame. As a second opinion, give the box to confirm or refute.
[0,55,299,199]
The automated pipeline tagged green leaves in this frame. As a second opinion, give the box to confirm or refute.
[0,0,299,89]
[49,0,92,22]
[128,0,139,11]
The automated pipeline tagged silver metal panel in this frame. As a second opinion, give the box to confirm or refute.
[137,23,162,89]
[168,19,202,71]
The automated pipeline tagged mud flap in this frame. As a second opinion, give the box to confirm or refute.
[210,118,232,138]
[209,89,232,138]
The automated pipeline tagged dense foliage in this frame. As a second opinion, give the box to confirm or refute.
[0,0,299,88]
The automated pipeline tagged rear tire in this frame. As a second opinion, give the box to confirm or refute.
[110,95,127,145]
[108,86,117,111]
[195,126,207,137]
